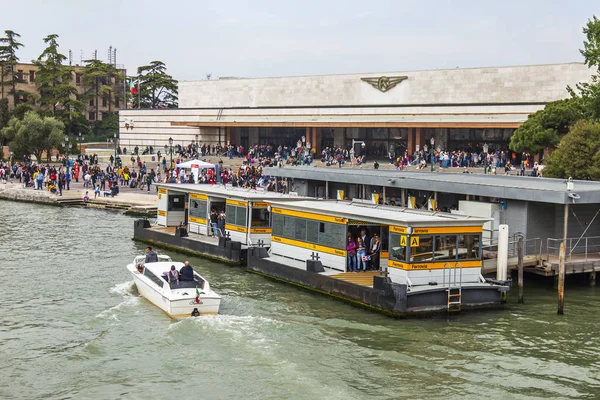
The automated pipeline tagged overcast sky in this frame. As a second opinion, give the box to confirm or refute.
[3,0,599,81]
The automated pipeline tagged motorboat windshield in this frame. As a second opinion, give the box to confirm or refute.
[133,254,172,265]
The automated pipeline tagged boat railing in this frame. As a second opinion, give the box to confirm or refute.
[442,262,463,288]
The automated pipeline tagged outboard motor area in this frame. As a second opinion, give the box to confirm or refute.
[191,308,200,317]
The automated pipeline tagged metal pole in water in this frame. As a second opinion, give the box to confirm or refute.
[497,224,509,303]
[557,242,566,315]
[517,234,524,304]
[497,225,509,281]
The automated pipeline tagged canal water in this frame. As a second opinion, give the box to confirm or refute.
[1,201,600,400]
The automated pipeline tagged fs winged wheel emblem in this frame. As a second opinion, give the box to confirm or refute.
[361,76,408,92]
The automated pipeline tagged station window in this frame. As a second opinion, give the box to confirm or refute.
[295,218,307,241]
[410,236,433,262]
[226,204,247,227]
[272,213,284,236]
[306,220,319,243]
[457,234,480,260]
[389,232,406,262]
[189,199,207,220]
[432,235,457,261]
[168,195,185,211]
[251,207,270,228]
[271,214,345,250]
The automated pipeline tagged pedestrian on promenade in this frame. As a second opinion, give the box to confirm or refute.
[57,173,64,196]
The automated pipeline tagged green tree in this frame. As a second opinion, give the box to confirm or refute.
[0,98,8,132]
[569,16,600,122]
[0,30,24,107]
[90,111,118,142]
[33,34,83,133]
[83,59,123,121]
[133,61,178,108]
[544,120,600,180]
[1,111,64,162]
[509,98,584,153]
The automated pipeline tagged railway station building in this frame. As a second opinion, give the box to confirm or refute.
[119,62,592,156]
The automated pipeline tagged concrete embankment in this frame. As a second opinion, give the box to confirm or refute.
[0,182,157,216]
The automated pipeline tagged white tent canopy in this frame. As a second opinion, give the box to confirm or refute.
[176,160,215,169]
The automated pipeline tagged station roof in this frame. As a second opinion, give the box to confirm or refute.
[156,183,306,202]
[268,200,489,228]
[263,167,600,205]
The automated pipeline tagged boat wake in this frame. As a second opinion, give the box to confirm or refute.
[95,297,140,320]
[168,314,282,344]
[109,280,137,297]
[95,282,140,320]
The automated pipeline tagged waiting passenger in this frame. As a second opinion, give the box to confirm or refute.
[356,237,367,271]
[346,236,357,272]
[369,233,382,271]
[180,261,194,281]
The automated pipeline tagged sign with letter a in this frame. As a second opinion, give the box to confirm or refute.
[399,236,407,246]
[410,236,420,247]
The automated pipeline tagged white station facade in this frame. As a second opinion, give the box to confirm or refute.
[120,62,592,156]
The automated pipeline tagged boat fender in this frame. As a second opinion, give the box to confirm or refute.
[191,308,200,317]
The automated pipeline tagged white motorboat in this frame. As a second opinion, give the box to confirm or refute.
[126,255,221,318]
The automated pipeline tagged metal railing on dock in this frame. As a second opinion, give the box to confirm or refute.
[546,236,600,261]
[481,235,543,259]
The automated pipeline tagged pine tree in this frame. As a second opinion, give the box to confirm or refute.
[0,30,24,107]
[82,59,123,121]
[33,34,82,135]
[134,61,178,108]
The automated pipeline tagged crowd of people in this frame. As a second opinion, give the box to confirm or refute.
[0,133,547,201]
[346,228,382,272]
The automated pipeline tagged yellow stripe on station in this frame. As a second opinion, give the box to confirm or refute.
[250,228,272,234]
[388,260,482,270]
[272,236,346,257]
[390,225,483,235]
[189,217,206,224]
[158,210,166,216]
[225,224,247,233]
[411,226,483,234]
[253,202,269,208]
[271,207,347,225]
[158,188,167,194]
[190,193,208,200]
[390,225,408,234]
[226,199,248,207]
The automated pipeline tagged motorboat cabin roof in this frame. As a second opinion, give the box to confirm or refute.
[155,183,307,202]
[267,200,490,228]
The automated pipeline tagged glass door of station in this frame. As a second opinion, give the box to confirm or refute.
[343,128,408,158]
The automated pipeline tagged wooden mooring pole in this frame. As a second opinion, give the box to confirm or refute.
[557,242,566,315]
[517,235,524,304]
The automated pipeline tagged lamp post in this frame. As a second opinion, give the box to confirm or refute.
[63,134,71,174]
[164,137,174,175]
[111,133,119,168]
[483,142,489,174]
[195,134,199,152]
[76,132,85,154]
[429,137,435,172]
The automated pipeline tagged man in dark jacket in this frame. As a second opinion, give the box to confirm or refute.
[180,261,194,281]
[144,246,158,263]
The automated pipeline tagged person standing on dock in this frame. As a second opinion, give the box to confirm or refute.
[356,237,367,271]
[346,236,357,272]
[210,209,220,238]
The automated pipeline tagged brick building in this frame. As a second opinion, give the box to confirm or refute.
[1,62,127,121]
